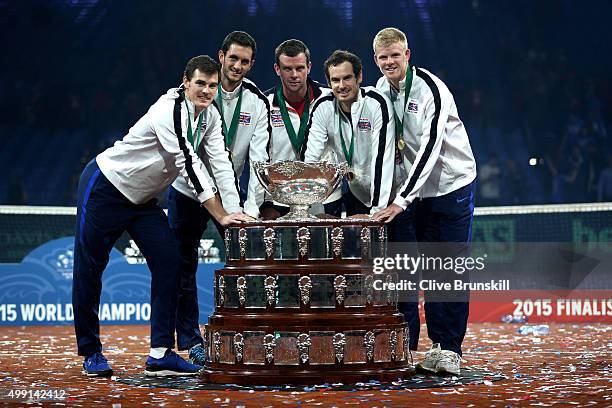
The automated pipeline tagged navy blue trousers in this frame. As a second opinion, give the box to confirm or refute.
[259,201,290,217]
[324,189,371,217]
[167,186,224,350]
[388,181,475,356]
[73,159,182,357]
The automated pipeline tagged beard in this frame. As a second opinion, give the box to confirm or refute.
[222,66,242,85]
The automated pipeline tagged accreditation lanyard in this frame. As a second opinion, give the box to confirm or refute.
[276,85,311,155]
[184,99,204,150]
[391,64,413,145]
[215,85,243,147]
[338,109,355,167]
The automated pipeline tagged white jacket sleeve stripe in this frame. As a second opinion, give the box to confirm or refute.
[242,81,271,217]
[399,68,441,200]
[211,100,241,197]
[243,81,273,157]
[173,92,205,194]
[365,89,390,208]
[225,146,240,196]
[300,94,334,160]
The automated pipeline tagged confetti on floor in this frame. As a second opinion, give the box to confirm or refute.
[117,369,505,391]
[0,323,609,407]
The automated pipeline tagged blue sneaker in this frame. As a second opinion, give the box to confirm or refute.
[188,344,207,366]
[144,349,202,377]
[82,352,113,377]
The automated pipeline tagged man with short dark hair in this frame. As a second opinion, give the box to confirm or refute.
[167,31,267,366]
[73,55,250,378]
[262,39,336,219]
[215,31,270,218]
[303,50,395,216]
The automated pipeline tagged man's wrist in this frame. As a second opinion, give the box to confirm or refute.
[200,195,227,222]
[392,196,409,210]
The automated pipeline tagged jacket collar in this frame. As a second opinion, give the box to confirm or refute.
[271,77,325,107]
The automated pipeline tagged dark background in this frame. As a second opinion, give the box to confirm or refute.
[2,0,611,206]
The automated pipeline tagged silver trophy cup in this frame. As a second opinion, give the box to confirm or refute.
[252,160,348,220]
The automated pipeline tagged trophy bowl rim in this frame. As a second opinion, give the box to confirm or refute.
[252,160,349,207]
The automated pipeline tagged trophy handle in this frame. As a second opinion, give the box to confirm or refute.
[252,161,274,195]
[328,161,349,193]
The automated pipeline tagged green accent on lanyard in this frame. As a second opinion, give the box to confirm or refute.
[391,64,413,136]
[216,84,243,147]
[184,99,204,149]
[338,109,355,167]
[276,85,311,154]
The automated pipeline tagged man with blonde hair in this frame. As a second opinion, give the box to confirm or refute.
[372,27,477,375]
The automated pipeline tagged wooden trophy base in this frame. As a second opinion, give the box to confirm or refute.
[201,365,416,386]
[205,219,414,386]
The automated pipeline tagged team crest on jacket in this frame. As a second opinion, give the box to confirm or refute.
[407,99,419,113]
[358,118,372,131]
[239,112,251,126]
[271,111,284,127]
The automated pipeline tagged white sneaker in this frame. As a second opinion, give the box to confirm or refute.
[415,343,442,373]
[435,349,461,375]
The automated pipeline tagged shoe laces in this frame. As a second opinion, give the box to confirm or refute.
[164,349,180,361]
[167,349,196,367]
[89,352,107,366]
[438,350,460,366]
[190,345,206,361]
[424,343,442,359]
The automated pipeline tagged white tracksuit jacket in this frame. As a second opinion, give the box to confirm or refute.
[376,66,477,209]
[97,87,217,205]
[169,89,240,213]
[265,78,341,205]
[211,78,270,217]
[303,86,395,214]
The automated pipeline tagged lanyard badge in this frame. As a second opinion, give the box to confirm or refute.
[391,64,413,151]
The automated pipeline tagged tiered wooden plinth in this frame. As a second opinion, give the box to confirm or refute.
[201,219,414,385]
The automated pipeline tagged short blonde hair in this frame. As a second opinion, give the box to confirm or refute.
[373,27,408,52]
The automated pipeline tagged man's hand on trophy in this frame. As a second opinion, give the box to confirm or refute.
[220,212,254,226]
[371,204,404,223]
[201,195,253,226]
[260,207,282,221]
[347,214,370,219]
